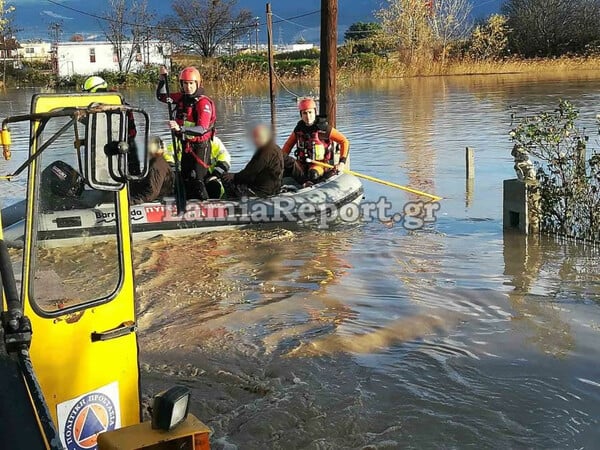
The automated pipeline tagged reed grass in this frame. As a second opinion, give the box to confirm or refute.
[174,53,600,91]
[338,55,600,80]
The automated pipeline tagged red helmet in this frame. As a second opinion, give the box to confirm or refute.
[298,97,317,113]
[179,66,202,90]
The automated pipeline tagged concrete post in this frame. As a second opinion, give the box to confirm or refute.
[503,179,540,234]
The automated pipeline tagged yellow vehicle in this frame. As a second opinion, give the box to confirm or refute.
[0,93,211,450]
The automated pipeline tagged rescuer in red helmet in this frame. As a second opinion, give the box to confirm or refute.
[157,65,216,200]
[281,97,350,185]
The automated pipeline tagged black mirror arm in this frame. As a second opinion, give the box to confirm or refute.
[5,117,77,179]
[73,118,86,178]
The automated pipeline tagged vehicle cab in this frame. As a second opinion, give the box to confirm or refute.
[0,93,210,450]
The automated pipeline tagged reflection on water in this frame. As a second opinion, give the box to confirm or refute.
[33,241,119,311]
[3,75,600,448]
[504,232,600,358]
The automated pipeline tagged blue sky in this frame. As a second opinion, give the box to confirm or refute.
[9,0,502,42]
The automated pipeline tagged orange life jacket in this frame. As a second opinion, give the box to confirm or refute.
[293,120,334,163]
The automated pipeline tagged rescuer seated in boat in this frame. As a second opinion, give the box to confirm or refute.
[222,124,283,198]
[82,75,141,175]
[281,97,350,186]
[205,135,231,199]
[129,137,174,205]
[165,135,231,199]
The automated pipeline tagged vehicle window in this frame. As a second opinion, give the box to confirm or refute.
[30,116,122,313]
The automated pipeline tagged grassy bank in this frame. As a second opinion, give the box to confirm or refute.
[5,53,600,93]
[174,52,600,87]
[395,56,600,78]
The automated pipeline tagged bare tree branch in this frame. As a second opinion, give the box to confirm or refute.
[103,0,155,74]
[164,0,254,57]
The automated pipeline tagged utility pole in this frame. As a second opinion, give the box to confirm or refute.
[49,22,63,76]
[230,21,234,56]
[266,3,276,132]
[254,17,260,53]
[319,0,337,127]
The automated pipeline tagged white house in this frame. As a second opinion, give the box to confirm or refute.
[55,40,171,77]
[18,41,52,62]
[286,43,315,53]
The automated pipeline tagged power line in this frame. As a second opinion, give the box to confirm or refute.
[45,0,319,36]
[273,10,320,26]
[272,12,312,30]
[472,0,500,10]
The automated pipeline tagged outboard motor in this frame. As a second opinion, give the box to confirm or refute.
[40,161,85,211]
[41,160,84,199]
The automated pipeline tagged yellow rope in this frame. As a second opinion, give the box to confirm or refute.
[308,160,443,202]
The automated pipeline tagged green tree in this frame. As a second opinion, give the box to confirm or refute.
[344,22,382,42]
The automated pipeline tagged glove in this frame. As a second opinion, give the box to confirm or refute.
[316,115,329,131]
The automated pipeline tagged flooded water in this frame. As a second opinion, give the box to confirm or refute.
[3,74,600,448]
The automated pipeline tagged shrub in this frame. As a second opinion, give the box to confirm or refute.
[467,14,509,61]
[509,100,600,240]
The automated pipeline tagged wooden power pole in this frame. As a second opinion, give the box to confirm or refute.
[266,3,276,132]
[319,0,338,127]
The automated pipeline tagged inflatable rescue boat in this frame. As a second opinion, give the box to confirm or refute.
[3,172,364,246]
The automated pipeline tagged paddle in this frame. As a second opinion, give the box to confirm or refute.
[307,159,443,202]
[163,71,187,214]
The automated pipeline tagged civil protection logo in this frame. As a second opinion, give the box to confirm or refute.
[63,392,117,450]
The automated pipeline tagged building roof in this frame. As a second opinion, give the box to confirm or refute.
[55,40,166,47]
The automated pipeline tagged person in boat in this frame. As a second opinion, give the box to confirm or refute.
[82,75,141,175]
[205,135,232,199]
[281,97,350,185]
[157,66,216,201]
[164,134,231,199]
[222,124,283,198]
[129,136,174,205]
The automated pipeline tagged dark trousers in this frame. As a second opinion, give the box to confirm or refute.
[222,179,256,199]
[283,154,307,183]
[181,140,210,200]
[127,138,141,176]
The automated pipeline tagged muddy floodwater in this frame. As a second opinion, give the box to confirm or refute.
[3,74,600,448]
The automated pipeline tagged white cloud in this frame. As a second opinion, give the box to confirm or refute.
[11,0,67,3]
[41,10,73,20]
